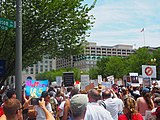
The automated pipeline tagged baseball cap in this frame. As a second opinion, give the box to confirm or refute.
[70,94,88,115]
[142,87,150,93]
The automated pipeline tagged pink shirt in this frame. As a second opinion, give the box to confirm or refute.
[136,97,153,116]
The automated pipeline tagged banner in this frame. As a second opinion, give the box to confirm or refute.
[25,80,49,98]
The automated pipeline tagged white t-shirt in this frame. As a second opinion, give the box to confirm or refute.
[84,102,113,120]
[35,102,53,120]
[59,101,66,117]
[103,98,119,120]
[114,97,124,113]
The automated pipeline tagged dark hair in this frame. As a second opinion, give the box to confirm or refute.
[88,89,101,101]
[143,92,154,109]
[7,89,16,99]
[102,89,111,99]
[41,91,49,98]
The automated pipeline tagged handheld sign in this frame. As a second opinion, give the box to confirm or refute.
[63,72,74,87]
[25,80,49,98]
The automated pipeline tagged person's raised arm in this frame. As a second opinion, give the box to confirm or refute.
[39,98,55,120]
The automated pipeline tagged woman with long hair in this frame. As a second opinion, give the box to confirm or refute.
[136,88,154,117]
[118,97,143,120]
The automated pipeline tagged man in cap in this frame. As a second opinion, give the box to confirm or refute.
[70,94,88,120]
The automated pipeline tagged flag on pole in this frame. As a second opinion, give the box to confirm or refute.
[141,28,144,32]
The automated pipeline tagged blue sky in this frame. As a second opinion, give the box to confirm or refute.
[84,0,160,48]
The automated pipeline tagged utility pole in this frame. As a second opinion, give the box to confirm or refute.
[15,0,22,101]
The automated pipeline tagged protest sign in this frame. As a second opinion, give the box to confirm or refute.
[56,76,62,86]
[81,75,90,90]
[101,81,111,88]
[98,75,102,84]
[25,80,49,98]
[107,75,114,84]
[63,72,74,87]
[143,78,151,87]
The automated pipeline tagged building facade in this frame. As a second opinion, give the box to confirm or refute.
[57,42,135,71]
[23,55,56,75]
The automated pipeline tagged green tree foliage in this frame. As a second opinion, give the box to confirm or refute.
[0,0,97,86]
[152,48,160,79]
[93,47,160,79]
[126,48,153,74]
[35,68,87,82]
[96,57,109,77]
[105,56,127,78]
[89,68,98,79]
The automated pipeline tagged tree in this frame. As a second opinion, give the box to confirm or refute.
[96,57,109,77]
[104,56,127,78]
[89,68,98,79]
[152,48,160,79]
[35,67,88,82]
[126,47,153,75]
[0,0,97,87]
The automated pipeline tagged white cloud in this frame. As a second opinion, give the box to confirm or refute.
[86,0,160,48]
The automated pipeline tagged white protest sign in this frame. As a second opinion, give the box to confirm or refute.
[107,75,114,84]
[142,65,156,78]
[90,79,98,87]
[98,75,102,84]
[117,80,122,86]
[138,77,143,84]
[101,81,111,89]
[81,75,90,90]
[56,76,62,86]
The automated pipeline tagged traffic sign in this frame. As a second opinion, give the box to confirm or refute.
[0,18,16,30]
[0,25,8,30]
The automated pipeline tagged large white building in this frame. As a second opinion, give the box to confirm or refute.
[56,42,135,71]
[23,55,56,75]
[23,42,135,74]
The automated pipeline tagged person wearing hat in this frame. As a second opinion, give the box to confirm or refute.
[136,87,154,117]
[70,94,88,120]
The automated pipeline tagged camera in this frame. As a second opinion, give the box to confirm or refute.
[31,98,41,105]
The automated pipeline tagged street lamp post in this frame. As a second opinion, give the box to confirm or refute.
[15,0,22,101]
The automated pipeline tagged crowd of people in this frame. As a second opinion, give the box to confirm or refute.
[0,82,160,120]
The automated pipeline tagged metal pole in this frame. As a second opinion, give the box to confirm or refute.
[15,0,22,101]
[143,30,145,47]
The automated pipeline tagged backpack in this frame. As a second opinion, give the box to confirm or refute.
[98,100,106,109]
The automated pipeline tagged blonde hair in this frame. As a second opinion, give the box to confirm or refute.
[124,97,137,114]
